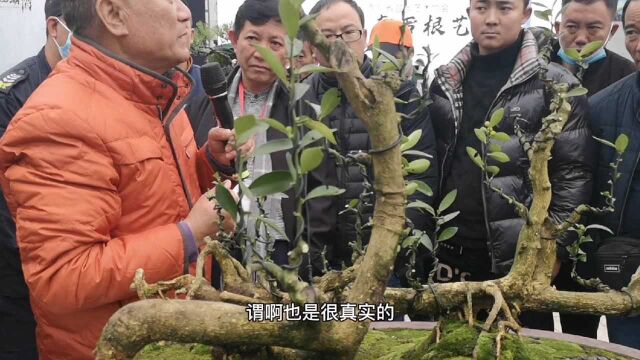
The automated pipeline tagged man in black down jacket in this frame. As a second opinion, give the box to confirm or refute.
[589,29,640,347]
[429,0,595,329]
[300,0,438,280]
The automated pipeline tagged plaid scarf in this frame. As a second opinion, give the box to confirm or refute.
[433,29,543,137]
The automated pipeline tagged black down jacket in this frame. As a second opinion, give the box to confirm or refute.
[429,30,596,275]
[300,56,438,276]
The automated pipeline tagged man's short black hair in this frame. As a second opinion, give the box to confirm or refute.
[623,0,640,25]
[309,0,365,28]
[470,0,530,8]
[561,0,618,18]
[45,0,63,18]
[233,0,282,35]
[61,0,96,37]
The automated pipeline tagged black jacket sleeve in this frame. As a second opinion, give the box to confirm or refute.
[548,90,596,253]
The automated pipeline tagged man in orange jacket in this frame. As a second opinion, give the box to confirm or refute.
[0,0,246,358]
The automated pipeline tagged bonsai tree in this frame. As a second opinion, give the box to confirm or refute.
[95,1,640,359]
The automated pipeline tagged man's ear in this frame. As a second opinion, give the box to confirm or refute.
[523,6,533,24]
[611,22,620,37]
[466,7,470,16]
[95,0,129,36]
[229,30,238,47]
[46,17,59,38]
[554,21,561,34]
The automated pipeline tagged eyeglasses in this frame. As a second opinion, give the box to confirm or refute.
[323,29,363,43]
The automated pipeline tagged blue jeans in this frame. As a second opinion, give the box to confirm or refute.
[607,316,640,349]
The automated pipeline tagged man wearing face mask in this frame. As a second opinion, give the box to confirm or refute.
[551,0,635,96]
[0,1,70,358]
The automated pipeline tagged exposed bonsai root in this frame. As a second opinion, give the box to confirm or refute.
[478,282,521,333]
[131,270,198,300]
[464,283,475,327]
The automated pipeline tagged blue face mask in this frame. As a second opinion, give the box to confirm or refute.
[558,47,607,66]
[557,24,613,66]
[52,17,73,59]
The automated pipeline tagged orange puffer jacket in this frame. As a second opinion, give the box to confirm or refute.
[0,38,217,359]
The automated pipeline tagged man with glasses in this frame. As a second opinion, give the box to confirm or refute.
[300,0,438,284]
[551,0,634,95]
[0,1,71,358]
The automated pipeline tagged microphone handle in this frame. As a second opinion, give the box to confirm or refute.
[210,94,235,130]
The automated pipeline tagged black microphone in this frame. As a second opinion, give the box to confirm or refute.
[201,62,234,130]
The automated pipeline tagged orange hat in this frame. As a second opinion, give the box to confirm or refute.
[368,19,414,49]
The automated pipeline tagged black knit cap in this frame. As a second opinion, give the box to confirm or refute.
[45,0,63,18]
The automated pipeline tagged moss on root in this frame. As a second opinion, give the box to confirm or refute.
[133,322,629,360]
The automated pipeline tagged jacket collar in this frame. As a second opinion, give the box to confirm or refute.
[65,36,193,117]
[435,29,542,93]
[434,29,542,125]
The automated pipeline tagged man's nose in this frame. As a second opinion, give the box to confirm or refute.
[485,8,499,26]
[573,29,589,48]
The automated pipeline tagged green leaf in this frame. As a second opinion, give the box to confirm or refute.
[438,189,457,214]
[249,171,293,197]
[405,182,419,196]
[534,9,552,21]
[300,130,324,148]
[486,166,500,176]
[580,40,604,58]
[489,144,502,153]
[400,129,423,152]
[402,235,420,248]
[254,138,293,157]
[372,35,381,66]
[419,233,433,252]
[439,211,460,224]
[302,118,337,145]
[615,134,629,154]
[239,181,254,199]
[256,216,289,240]
[374,46,402,70]
[294,83,311,102]
[531,1,548,8]
[319,88,341,121]
[296,64,335,75]
[235,115,269,145]
[566,86,588,98]
[488,152,510,163]
[402,150,433,159]
[379,61,398,72]
[489,108,505,128]
[492,132,511,143]
[285,37,304,58]
[585,224,614,234]
[405,159,431,174]
[279,0,300,39]
[407,200,435,216]
[305,185,345,202]
[264,118,290,137]
[565,48,581,61]
[347,199,360,209]
[254,45,289,86]
[593,136,616,149]
[466,147,484,169]
[438,227,458,242]
[474,128,487,144]
[412,180,433,197]
[215,183,238,221]
[300,146,324,174]
[304,101,322,118]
